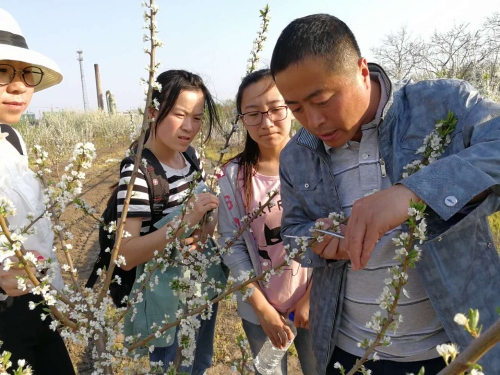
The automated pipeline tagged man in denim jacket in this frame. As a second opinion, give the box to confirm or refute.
[270,14,500,375]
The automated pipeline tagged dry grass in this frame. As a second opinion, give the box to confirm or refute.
[488,212,500,249]
[202,142,242,164]
[14,110,138,159]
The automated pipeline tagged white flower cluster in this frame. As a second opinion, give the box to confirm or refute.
[33,144,49,169]
[0,196,16,218]
[402,111,457,178]
[33,143,97,213]
[0,350,33,375]
[327,211,345,229]
[0,225,59,305]
[128,122,143,142]
[452,309,482,339]
[177,315,201,367]
[283,244,300,264]
[73,198,97,216]
[436,343,459,365]
[0,230,26,259]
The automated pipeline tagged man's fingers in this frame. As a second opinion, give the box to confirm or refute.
[360,221,383,268]
[348,234,364,270]
[318,218,334,229]
[345,217,366,271]
[311,234,332,254]
[321,237,340,259]
[361,237,378,268]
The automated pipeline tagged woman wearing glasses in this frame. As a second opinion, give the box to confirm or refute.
[217,69,316,375]
[0,8,75,375]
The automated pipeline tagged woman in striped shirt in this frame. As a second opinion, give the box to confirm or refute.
[117,70,220,375]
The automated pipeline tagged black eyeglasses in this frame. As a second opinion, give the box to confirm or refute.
[239,106,289,126]
[0,64,44,87]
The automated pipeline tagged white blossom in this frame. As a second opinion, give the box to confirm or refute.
[454,313,468,326]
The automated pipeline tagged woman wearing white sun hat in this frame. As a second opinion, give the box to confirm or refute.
[0,8,75,375]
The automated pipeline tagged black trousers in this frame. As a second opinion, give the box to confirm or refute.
[327,347,447,375]
[0,294,75,375]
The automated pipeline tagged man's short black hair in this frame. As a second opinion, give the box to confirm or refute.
[270,14,362,77]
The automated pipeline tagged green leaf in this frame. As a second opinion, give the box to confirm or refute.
[469,308,480,331]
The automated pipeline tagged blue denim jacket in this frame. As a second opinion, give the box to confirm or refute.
[279,64,500,374]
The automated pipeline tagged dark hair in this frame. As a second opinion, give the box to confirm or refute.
[270,14,361,77]
[132,69,219,150]
[231,69,274,209]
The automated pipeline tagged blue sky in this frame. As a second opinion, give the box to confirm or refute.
[2,0,498,115]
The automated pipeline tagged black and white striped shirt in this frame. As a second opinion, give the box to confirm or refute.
[116,153,203,234]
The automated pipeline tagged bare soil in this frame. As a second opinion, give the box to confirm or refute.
[57,142,303,374]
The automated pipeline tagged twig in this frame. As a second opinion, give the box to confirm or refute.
[438,318,500,375]
[95,0,158,308]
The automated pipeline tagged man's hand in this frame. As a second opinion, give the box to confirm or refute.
[344,185,420,271]
[311,218,349,260]
[0,250,42,297]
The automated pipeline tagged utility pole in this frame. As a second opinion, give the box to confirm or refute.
[77,50,90,112]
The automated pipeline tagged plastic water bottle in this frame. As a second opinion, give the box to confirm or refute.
[253,312,297,375]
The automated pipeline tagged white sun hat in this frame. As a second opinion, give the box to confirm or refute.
[0,8,62,92]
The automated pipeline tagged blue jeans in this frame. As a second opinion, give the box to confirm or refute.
[149,303,218,375]
[242,318,317,375]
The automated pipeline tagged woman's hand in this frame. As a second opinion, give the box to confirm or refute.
[256,303,293,349]
[0,250,42,297]
[287,292,310,329]
[182,210,217,252]
[184,193,219,226]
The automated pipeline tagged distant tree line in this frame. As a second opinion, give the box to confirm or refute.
[372,13,500,101]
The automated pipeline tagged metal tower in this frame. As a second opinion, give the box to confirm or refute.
[77,50,90,112]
